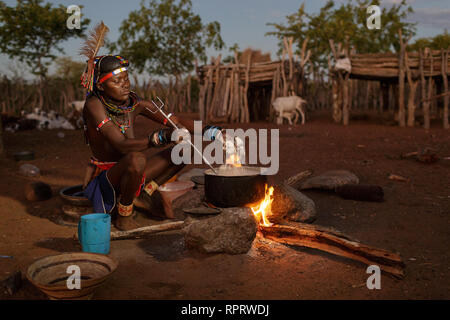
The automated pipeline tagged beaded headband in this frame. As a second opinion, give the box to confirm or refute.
[98,67,128,83]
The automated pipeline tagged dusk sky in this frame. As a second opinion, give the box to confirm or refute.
[1,0,449,78]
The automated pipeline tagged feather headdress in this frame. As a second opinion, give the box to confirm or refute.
[80,21,110,93]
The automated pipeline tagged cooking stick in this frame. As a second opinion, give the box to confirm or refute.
[146,97,218,174]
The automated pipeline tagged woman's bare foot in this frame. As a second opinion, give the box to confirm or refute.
[114,214,141,231]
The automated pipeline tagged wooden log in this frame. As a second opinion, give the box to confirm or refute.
[284,170,313,188]
[110,221,185,240]
[442,49,449,129]
[259,222,405,279]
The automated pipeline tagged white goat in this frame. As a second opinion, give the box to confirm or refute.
[23,108,75,130]
[69,100,85,113]
[272,96,307,125]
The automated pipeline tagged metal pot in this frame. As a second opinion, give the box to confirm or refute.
[204,166,267,208]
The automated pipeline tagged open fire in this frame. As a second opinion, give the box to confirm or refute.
[223,152,274,227]
[250,184,274,227]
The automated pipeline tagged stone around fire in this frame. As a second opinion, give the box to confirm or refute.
[184,207,257,254]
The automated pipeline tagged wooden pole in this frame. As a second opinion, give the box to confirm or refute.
[405,51,418,127]
[244,54,251,123]
[281,49,288,96]
[187,74,191,112]
[426,49,434,129]
[342,73,350,125]
[227,67,234,120]
[398,30,406,127]
[222,77,231,117]
[442,49,449,129]
[0,118,4,157]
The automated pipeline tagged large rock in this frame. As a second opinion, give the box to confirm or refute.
[270,183,316,223]
[298,170,359,191]
[184,207,257,254]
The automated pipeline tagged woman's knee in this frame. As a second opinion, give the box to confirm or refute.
[125,152,146,175]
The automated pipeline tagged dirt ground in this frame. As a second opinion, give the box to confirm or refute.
[0,112,449,300]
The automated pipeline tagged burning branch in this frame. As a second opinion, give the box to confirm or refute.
[259,222,405,279]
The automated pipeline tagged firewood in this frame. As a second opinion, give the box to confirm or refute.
[388,174,409,182]
[110,221,185,240]
[259,222,405,279]
[284,170,313,188]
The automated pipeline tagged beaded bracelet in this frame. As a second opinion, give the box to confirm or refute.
[148,129,172,147]
[203,125,223,141]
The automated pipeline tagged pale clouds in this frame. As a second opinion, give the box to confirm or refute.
[411,7,450,29]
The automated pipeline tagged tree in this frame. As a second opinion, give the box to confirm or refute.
[266,0,416,72]
[408,30,450,51]
[0,0,89,107]
[53,57,86,87]
[110,0,224,77]
[222,43,240,64]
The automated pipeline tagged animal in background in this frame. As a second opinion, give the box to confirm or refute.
[272,96,307,125]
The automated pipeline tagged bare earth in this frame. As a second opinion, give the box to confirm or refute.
[0,112,449,300]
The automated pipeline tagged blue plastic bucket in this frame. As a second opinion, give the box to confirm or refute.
[78,213,111,254]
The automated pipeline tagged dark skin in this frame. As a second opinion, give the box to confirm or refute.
[83,71,197,221]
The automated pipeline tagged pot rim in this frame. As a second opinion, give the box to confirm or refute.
[204,166,262,177]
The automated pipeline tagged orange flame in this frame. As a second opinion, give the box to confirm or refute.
[250,184,274,227]
[226,154,242,167]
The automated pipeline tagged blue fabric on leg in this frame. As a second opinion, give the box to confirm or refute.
[83,170,116,214]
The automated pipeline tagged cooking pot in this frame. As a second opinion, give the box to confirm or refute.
[204,166,267,208]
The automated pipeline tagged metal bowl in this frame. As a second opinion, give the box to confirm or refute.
[59,185,91,207]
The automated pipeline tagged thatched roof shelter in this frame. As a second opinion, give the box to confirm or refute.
[196,39,310,123]
[348,50,450,81]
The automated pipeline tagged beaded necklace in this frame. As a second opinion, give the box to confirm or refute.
[108,112,130,134]
[95,91,141,134]
[97,91,141,114]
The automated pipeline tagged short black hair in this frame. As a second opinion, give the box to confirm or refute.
[94,55,129,83]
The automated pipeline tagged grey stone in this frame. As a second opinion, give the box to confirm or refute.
[298,170,359,191]
[270,183,316,223]
[172,186,205,217]
[177,168,206,182]
[184,207,257,254]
